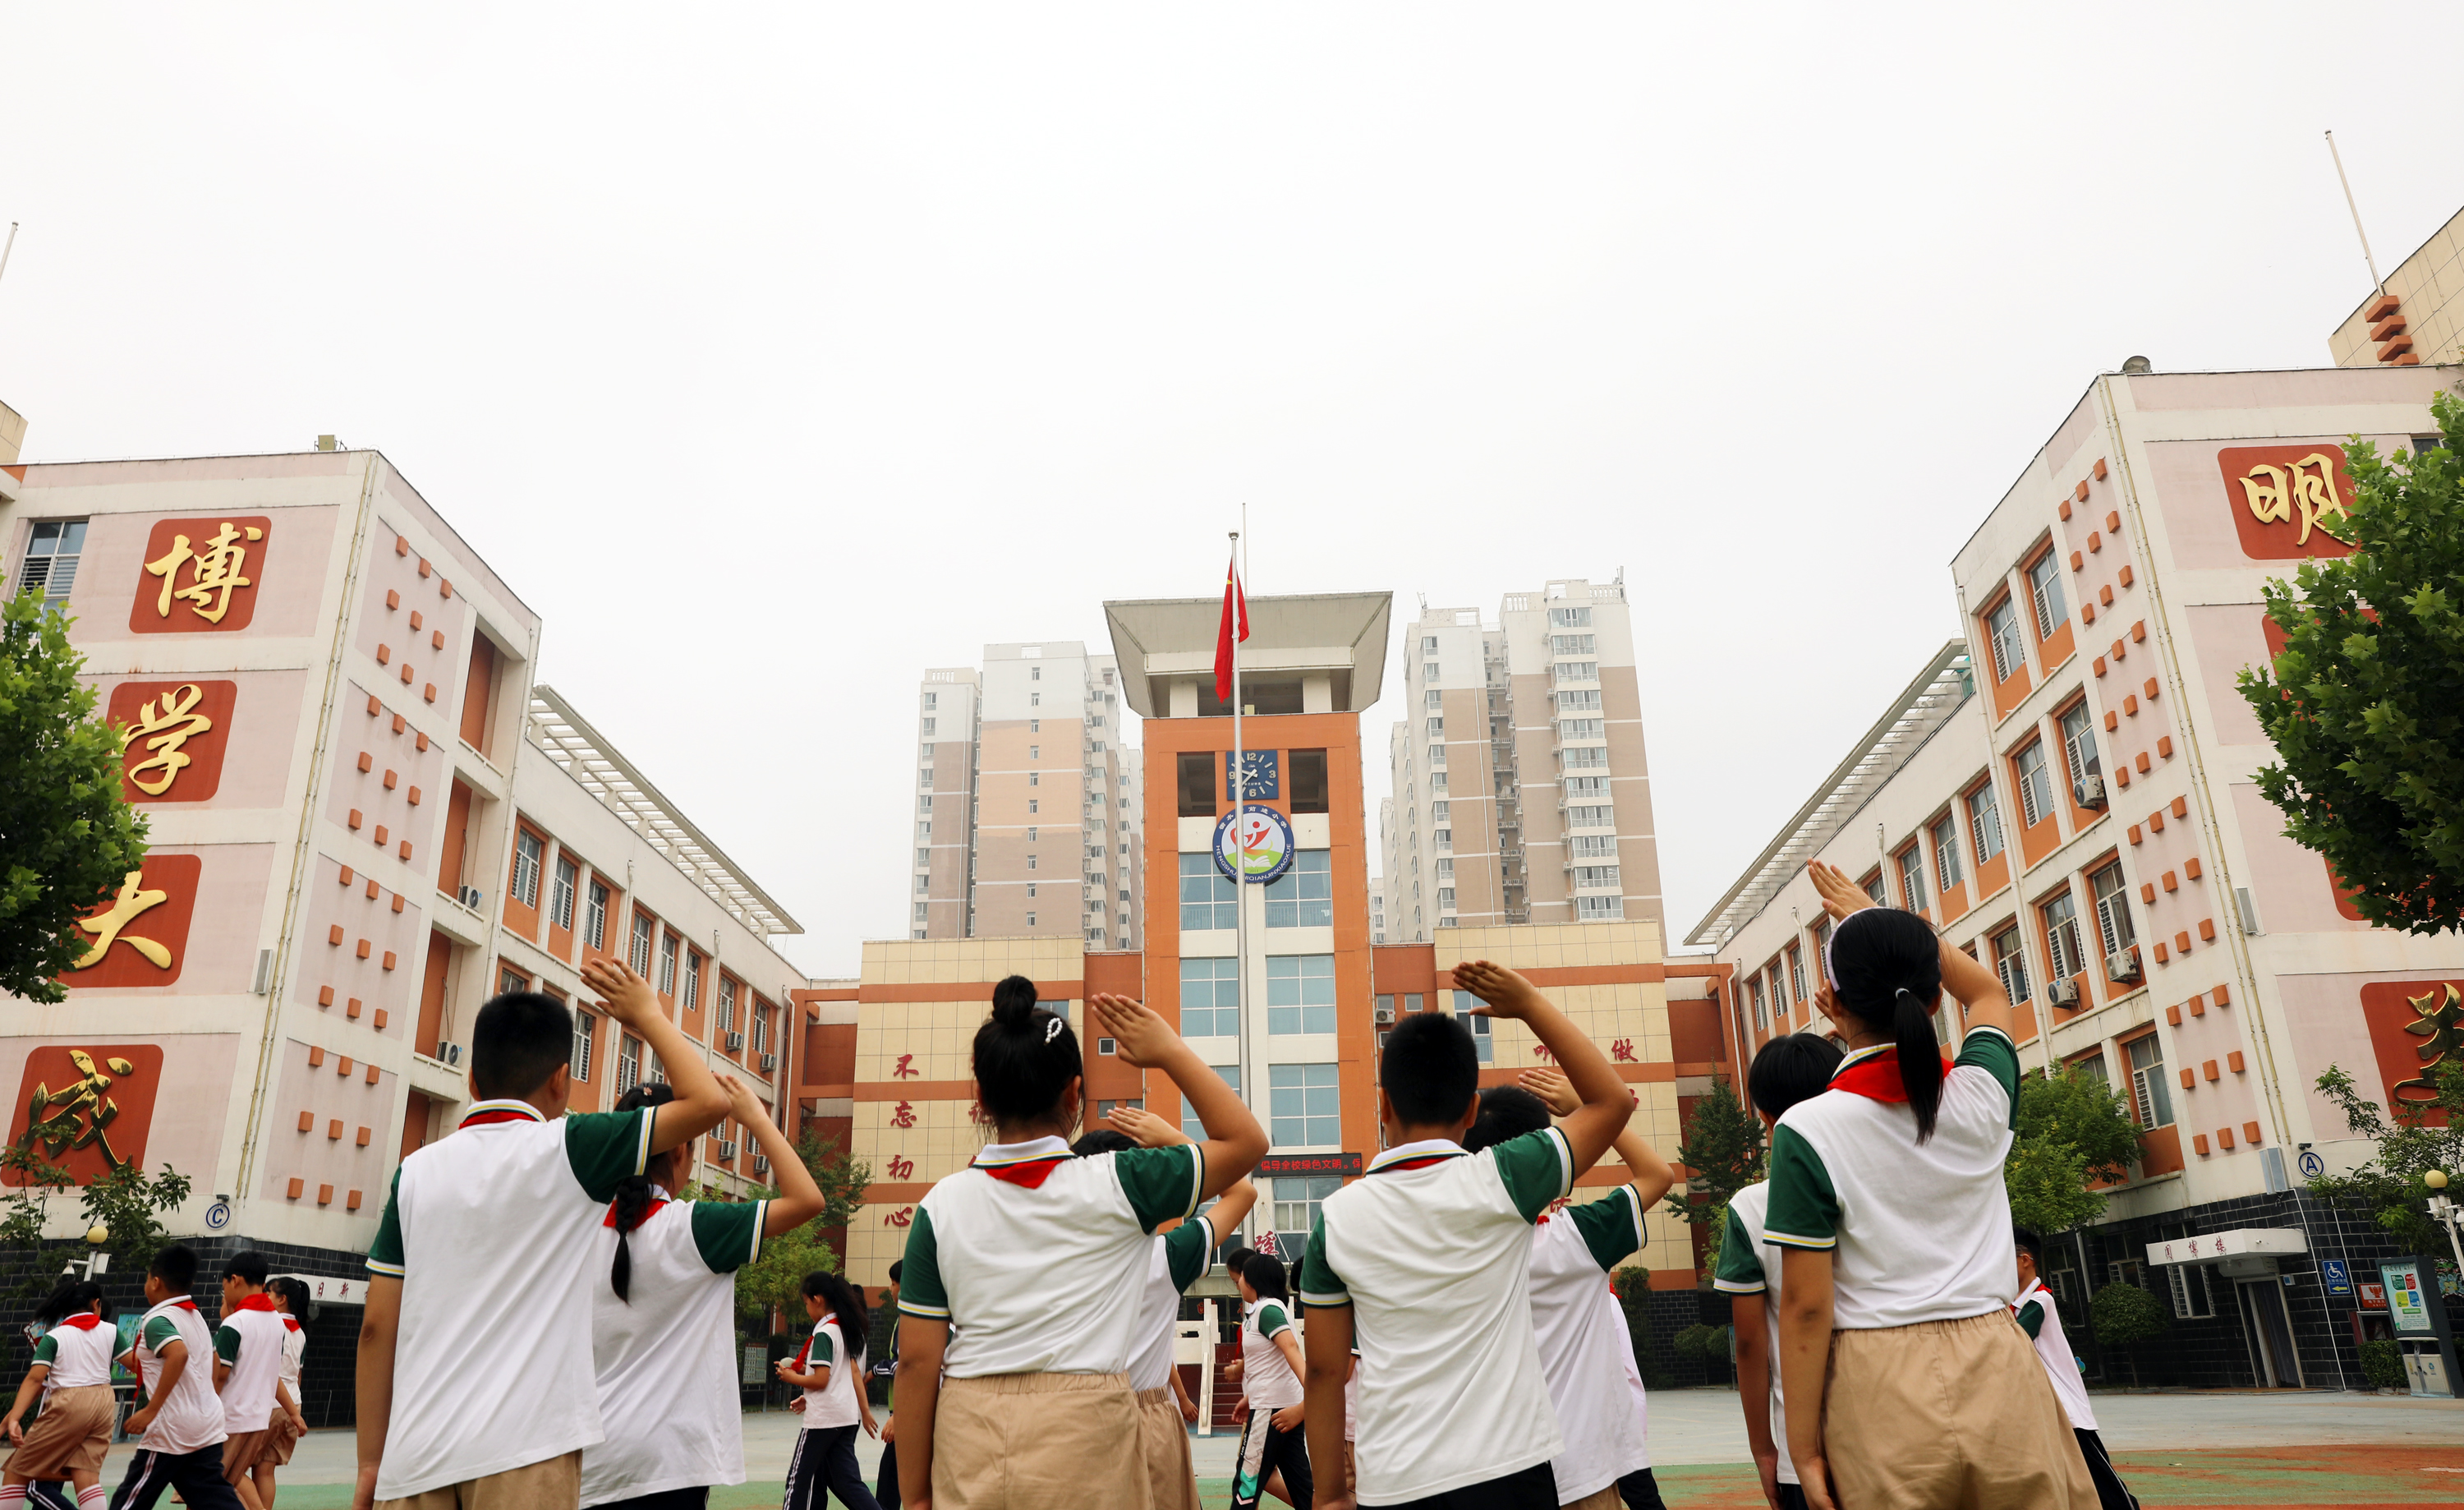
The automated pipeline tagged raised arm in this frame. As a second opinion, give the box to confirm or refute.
[1455,961,1630,1176]
[727,1073,825,1236]
[584,957,729,1155]
[1519,1068,1676,1208]
[1091,993,1266,1198]
[1808,860,2012,1041]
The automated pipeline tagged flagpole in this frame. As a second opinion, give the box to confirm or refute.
[1229,527,1252,1241]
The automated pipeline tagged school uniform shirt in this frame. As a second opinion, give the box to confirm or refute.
[214,1296,289,1432]
[364,1098,655,1498]
[1711,1181,1795,1488]
[580,1195,768,1507]
[2011,1278,2096,1431]
[127,1296,226,1454]
[30,1314,115,1393]
[1528,1184,1653,1502]
[1764,1027,2022,1331]
[797,1312,864,1429]
[898,1136,1204,1378]
[1239,1298,1303,1411]
[277,1316,307,1402]
[1344,1347,1358,1443]
[1129,1216,1216,1394]
[1298,1130,1574,1506]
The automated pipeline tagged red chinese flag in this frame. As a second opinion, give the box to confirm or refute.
[1215,555,1248,702]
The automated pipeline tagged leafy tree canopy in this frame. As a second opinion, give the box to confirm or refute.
[2305,1059,2464,1254]
[711,1130,871,1328]
[2006,1066,2144,1234]
[1662,1080,1763,1226]
[2089,1278,2169,1385]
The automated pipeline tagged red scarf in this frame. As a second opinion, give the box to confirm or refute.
[1832,1049,1954,1103]
[233,1294,277,1314]
[978,1155,1069,1190]
[168,1299,199,1312]
[791,1314,837,1372]
[460,1107,540,1129]
[604,1198,671,1227]
[56,1314,103,1331]
[282,1317,301,1333]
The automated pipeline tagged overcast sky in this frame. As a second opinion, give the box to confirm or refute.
[6,6,2460,977]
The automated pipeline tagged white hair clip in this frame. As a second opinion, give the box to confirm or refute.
[1045,1015,1065,1044]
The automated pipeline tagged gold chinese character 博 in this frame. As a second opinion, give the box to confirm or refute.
[73,871,173,971]
[145,521,263,624]
[20,1050,140,1171]
[2238,453,2349,546]
[121,684,214,797]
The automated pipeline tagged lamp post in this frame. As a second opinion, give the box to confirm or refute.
[59,1224,108,1281]
[2426,1172,2464,1277]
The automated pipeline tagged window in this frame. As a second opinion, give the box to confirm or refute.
[1428,744,1446,766]
[658,932,678,997]
[1179,957,1239,1037]
[1930,816,1963,892]
[1564,776,1608,803]
[1896,846,1928,913]
[2089,862,2136,963]
[717,975,738,1034]
[550,856,577,931]
[1266,850,1334,928]
[1030,718,1041,734]
[1433,829,1452,852]
[923,692,937,710]
[1425,689,1442,709]
[1748,977,1768,1030]
[1177,752,1216,817]
[1860,872,1887,907]
[1561,747,1608,769]
[1556,688,1602,711]
[1810,918,1831,985]
[1424,663,1440,680]
[1469,1008,1493,1061]
[1290,749,1328,814]
[1179,853,1237,931]
[922,717,936,736]
[513,831,544,907]
[684,951,702,1011]
[1268,1064,1341,1147]
[2126,1034,2174,1128]
[1560,718,1605,740]
[1273,1176,1341,1240]
[1967,784,2006,863]
[616,1035,642,1093]
[1788,946,1808,1005]
[1570,835,1616,859]
[628,911,654,974]
[1767,964,1788,1019]
[499,965,528,995]
[1431,801,1450,823]
[1991,924,2031,1004]
[2167,1262,2214,1319]
[1551,633,1596,656]
[2060,702,2100,790]
[1182,1065,1239,1143]
[2108,1258,2145,1291]
[1430,772,1449,794]
[586,882,609,950]
[1031,693,1040,706]
[571,1010,595,1082]
[1029,745,1040,760]
[15,520,87,614]
[1573,865,1620,889]
[1554,662,1598,684]
[1566,806,1613,828]
[2042,890,2084,981]
[1027,827,1037,842]
[1266,955,1336,1034]
[1436,887,1456,909]
[2028,551,2068,641]
[752,1004,770,1053]
[2015,743,2055,829]
[1985,598,2025,684]
[1548,606,1592,628]
[1425,716,1444,738]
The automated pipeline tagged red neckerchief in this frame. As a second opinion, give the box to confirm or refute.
[1831,1048,1954,1103]
[460,1107,540,1129]
[282,1317,301,1333]
[167,1299,199,1312]
[976,1153,1072,1190]
[233,1294,277,1314]
[791,1313,836,1371]
[56,1314,103,1332]
[605,1198,671,1227]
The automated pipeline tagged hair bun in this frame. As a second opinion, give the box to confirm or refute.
[991,975,1040,1026]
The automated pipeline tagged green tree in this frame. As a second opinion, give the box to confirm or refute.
[2237,396,2464,934]
[77,1160,194,1270]
[794,1130,872,1232]
[716,1130,872,1329]
[2006,1067,2144,1233]
[2089,1279,2168,1386]
[1661,1080,1763,1228]
[2303,1059,2464,1254]
[0,590,151,1002]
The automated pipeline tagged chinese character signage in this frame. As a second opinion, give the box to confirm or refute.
[63,854,201,990]
[1257,1152,1363,1176]
[1225,750,1280,801]
[2360,980,2464,1125]
[2217,446,2356,560]
[130,517,272,633]
[5,1045,164,1187]
[108,681,238,803]
[2382,1259,2435,1337]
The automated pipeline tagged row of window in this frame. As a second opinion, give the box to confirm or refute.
[1178,850,1334,931]
[1174,748,1333,818]
[1982,545,2071,686]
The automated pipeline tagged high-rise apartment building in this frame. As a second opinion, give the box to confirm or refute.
[1381,579,1663,941]
[908,642,1143,949]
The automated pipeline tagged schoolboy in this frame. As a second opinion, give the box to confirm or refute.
[2014,1228,2139,1510]
[106,1245,243,1510]
[1712,1034,1845,1510]
[213,1252,298,1507]
[1299,960,1633,1510]
[352,956,729,1510]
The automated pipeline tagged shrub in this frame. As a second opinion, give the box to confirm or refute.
[2359,1338,2406,1390]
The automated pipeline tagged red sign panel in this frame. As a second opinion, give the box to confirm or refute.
[106,680,238,804]
[2358,979,2464,1126]
[2216,447,2356,561]
[128,517,273,634]
[1257,1152,1363,1176]
[4,1044,167,1186]
[62,854,200,990]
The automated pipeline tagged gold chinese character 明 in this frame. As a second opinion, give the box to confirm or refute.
[72,872,174,971]
[145,521,263,624]
[20,1050,140,1171]
[121,684,214,797]
[2238,453,2349,546]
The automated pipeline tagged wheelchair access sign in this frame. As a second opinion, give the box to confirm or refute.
[2320,1259,2352,1296]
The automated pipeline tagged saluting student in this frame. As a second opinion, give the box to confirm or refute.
[1768,865,2092,1510]
[1473,1070,1677,1510]
[2,1279,117,1510]
[2014,1228,2139,1510]
[1714,1034,1845,1510]
[584,1074,824,1510]
[894,979,1267,1510]
[213,1251,299,1510]
[107,1245,243,1510]
[775,1271,883,1510]
[246,1277,312,1510]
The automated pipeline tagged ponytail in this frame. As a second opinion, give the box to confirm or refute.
[1890,986,1945,1143]
[609,1082,678,1302]
[972,975,1083,1129]
[801,1271,873,1373]
[1827,908,1948,1144]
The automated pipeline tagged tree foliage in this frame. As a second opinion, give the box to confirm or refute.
[796,1130,872,1232]
[2089,1279,2168,1385]
[1661,1080,1763,1226]
[0,591,151,1002]
[2303,1059,2464,1254]
[713,1131,873,1328]
[2237,397,2464,934]
[2006,1067,2144,1233]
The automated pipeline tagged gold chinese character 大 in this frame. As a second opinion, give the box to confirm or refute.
[121,684,214,797]
[72,872,173,971]
[2237,453,2349,547]
[21,1051,140,1171]
[145,520,262,624]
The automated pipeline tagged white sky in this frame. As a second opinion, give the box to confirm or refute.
[5,6,2460,977]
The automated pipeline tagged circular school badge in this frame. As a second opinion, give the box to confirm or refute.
[1212,803,1296,885]
[204,1199,232,1231]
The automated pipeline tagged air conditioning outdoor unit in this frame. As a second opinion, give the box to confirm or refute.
[760,1052,777,1071]
[724,1031,744,1051]
[2044,978,2081,1009]
[1373,1003,1395,1025]
[2106,947,2143,986]
[752,1155,770,1175]
[457,886,483,909]
[436,1040,464,1067]
[2074,775,2108,810]
[716,1139,737,1161]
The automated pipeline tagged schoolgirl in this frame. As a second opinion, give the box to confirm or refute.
[1230,1254,1310,1510]
[777,1271,883,1510]
[1768,863,2094,1509]
[584,1074,826,1510]
[2,1279,116,1510]
[246,1278,313,1510]
[894,978,1268,1510]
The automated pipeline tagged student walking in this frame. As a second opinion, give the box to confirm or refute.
[2,1279,117,1510]
[354,958,731,1510]
[1230,1254,1312,1510]
[246,1278,312,1510]
[1478,1070,1676,1510]
[1297,961,1634,1510]
[776,1272,884,1510]
[1768,863,2093,1510]
[2014,1229,2139,1510]
[213,1252,301,1510]
[584,1074,825,1510]
[893,978,1267,1510]
[106,1245,244,1510]
[867,1264,903,1509]
[1714,1034,1846,1510]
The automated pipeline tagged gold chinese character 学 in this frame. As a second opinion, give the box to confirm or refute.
[121,684,214,797]
[2238,454,2349,546]
[145,521,262,624]
[72,872,173,971]
[21,1050,140,1171]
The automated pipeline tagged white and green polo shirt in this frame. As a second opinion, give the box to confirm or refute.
[1529,1182,1652,1501]
[365,1099,654,1498]
[899,1135,1203,1378]
[1130,1215,1216,1393]
[129,1296,226,1454]
[30,1314,113,1391]
[2013,1278,2096,1431]
[213,1297,287,1432]
[799,1310,865,1429]
[1764,1027,2021,1330]
[1240,1296,1303,1409]
[1712,1181,1795,1488]
[1297,1130,1573,1505]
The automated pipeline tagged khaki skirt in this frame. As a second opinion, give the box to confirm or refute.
[1824,1310,2097,1509]
[1136,1385,1198,1510]
[257,1416,300,1467]
[933,1371,1148,1510]
[5,1385,114,1478]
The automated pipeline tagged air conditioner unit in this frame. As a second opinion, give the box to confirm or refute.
[725,1031,745,1052]
[2106,947,2143,986]
[759,1052,777,1071]
[1373,1003,1395,1025]
[752,1155,770,1175]
[2074,775,2108,810]
[2045,978,2081,1010]
[457,886,483,909]
[436,1040,464,1067]
[716,1139,738,1161]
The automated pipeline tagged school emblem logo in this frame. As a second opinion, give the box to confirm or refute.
[1212,803,1296,885]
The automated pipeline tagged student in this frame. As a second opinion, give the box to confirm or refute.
[213,1252,298,1510]
[1768,863,2092,1510]
[3,1279,116,1510]
[1085,1111,1260,1510]
[1299,961,1634,1510]
[894,979,1267,1510]
[354,957,730,1510]
[1230,1253,1311,1510]
[584,1073,824,1509]
[106,1245,243,1510]
[2014,1228,2138,1510]
[1472,1070,1676,1510]
[247,1279,312,1510]
[871,1262,903,1510]
[1712,1034,1846,1510]
[775,1272,883,1510]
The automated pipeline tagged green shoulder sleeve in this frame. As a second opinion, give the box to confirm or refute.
[1298,1213,1349,1306]
[1113,1145,1204,1232]
[365,1167,406,1276]
[1712,1205,1768,1292]
[1163,1216,1215,1292]
[140,1315,180,1354]
[1763,1125,1839,1250]
[1487,1127,1574,1222]
[1255,1301,1290,1340]
[811,1328,835,1367]
[564,1108,653,1204]
[897,1206,949,1319]
[1564,1185,1645,1272]
[30,1334,56,1367]
[2016,1300,2044,1338]
[214,1324,241,1365]
[689,1201,766,1274]
[1956,1026,2021,1128]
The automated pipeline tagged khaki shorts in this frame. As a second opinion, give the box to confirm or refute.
[223,1430,277,1484]
[256,1418,298,1468]
[1136,1385,1198,1510]
[3,1385,113,1478]
[1823,1310,2096,1509]
[933,1372,1146,1510]
[375,1449,582,1510]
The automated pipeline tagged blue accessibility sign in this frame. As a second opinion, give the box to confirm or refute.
[2320,1259,2352,1296]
